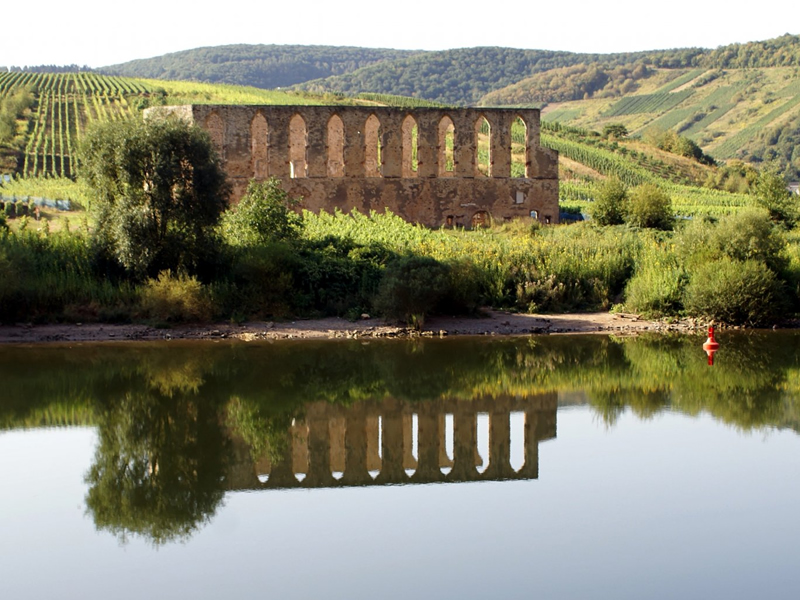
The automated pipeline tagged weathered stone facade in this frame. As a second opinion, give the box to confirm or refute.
[145,105,559,227]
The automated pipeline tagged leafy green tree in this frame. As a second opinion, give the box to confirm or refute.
[603,124,628,139]
[625,183,673,229]
[589,177,627,225]
[221,177,302,246]
[78,117,230,279]
[754,169,796,225]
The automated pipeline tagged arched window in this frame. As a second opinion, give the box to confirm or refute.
[327,115,345,177]
[364,114,382,177]
[475,116,491,177]
[289,114,307,178]
[438,116,455,177]
[512,116,528,178]
[250,112,268,178]
[401,115,418,177]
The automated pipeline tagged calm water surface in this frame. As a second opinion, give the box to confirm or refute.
[1,333,799,599]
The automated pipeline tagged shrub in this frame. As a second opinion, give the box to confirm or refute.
[4,202,16,220]
[711,208,787,273]
[138,270,212,323]
[623,259,686,317]
[375,255,451,327]
[221,178,303,246]
[683,258,784,326]
[589,177,627,225]
[626,183,673,230]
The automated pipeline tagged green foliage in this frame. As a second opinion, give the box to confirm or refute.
[79,116,230,279]
[375,255,451,327]
[753,169,796,224]
[645,128,715,166]
[221,178,302,246]
[625,183,674,229]
[683,257,784,326]
[603,124,628,139]
[589,177,627,225]
[138,270,212,322]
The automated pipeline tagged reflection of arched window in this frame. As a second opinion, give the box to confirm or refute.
[512,116,527,178]
[471,210,490,228]
[475,116,491,177]
[438,116,455,177]
[364,114,382,177]
[327,115,344,177]
[204,113,224,158]
[289,114,307,178]
[250,113,268,178]
[402,115,418,177]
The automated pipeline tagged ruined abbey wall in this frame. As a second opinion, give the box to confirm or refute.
[145,105,560,227]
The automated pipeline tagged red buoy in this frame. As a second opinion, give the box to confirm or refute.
[703,325,720,365]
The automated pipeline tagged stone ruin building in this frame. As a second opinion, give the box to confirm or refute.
[145,105,560,227]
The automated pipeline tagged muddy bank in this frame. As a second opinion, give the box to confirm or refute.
[0,310,705,345]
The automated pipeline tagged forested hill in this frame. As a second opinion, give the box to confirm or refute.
[99,45,417,89]
[97,35,800,106]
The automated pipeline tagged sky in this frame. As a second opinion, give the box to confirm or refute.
[2,0,797,68]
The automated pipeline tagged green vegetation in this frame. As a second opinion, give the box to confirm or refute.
[79,117,229,279]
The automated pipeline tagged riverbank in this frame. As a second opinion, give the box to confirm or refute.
[0,310,702,344]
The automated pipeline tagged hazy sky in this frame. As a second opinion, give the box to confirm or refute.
[3,0,796,68]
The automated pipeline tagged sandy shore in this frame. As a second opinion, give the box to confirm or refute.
[0,310,700,345]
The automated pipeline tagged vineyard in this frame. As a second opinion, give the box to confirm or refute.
[0,72,151,178]
[0,72,343,180]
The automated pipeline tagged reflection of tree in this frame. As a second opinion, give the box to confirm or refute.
[85,388,230,546]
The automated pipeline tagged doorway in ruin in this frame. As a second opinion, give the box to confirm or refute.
[471,211,490,228]
[327,114,345,177]
[289,114,307,178]
[438,116,455,176]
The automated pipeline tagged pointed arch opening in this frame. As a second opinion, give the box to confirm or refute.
[475,116,491,177]
[401,115,418,177]
[511,116,528,178]
[289,114,307,178]
[438,116,455,177]
[250,112,268,178]
[327,114,345,177]
[364,114,382,177]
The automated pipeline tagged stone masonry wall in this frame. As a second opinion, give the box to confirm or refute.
[145,105,560,227]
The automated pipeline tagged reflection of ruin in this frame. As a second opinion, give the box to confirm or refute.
[145,105,559,227]
[227,393,556,490]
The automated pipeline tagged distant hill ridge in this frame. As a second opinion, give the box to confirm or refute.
[98,35,800,106]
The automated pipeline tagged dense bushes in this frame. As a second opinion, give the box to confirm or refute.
[1,180,797,327]
[623,208,790,324]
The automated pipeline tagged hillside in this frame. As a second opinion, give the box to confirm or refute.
[99,45,417,90]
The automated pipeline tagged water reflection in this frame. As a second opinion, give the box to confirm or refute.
[1,332,800,545]
[229,394,555,490]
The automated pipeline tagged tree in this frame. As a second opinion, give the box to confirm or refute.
[754,169,795,225]
[625,183,673,230]
[590,177,627,225]
[78,117,230,279]
[603,123,628,140]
